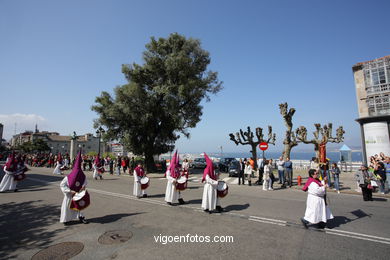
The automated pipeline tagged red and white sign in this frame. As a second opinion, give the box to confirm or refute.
[259,142,268,151]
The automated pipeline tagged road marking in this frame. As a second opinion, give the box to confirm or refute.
[26,176,390,245]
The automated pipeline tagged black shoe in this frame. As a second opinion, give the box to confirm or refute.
[216,206,223,213]
[79,217,89,224]
[167,202,172,206]
[178,198,186,205]
[317,222,326,229]
[14,189,18,192]
[204,209,209,213]
[63,222,70,226]
[99,176,103,180]
[249,181,252,186]
[142,194,147,198]
[301,218,308,229]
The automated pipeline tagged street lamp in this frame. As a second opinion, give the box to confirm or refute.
[96,127,105,155]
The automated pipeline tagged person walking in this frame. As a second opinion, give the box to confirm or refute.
[238,158,245,185]
[355,165,374,201]
[301,169,333,229]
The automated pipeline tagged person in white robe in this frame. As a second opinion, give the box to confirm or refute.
[92,154,104,180]
[60,151,89,225]
[133,163,147,198]
[0,153,18,192]
[201,153,223,213]
[53,153,63,175]
[165,151,186,205]
[301,169,333,229]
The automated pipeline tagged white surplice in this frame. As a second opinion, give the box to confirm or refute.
[60,176,86,223]
[303,181,334,224]
[53,162,62,175]
[164,170,180,203]
[133,170,146,197]
[0,166,17,192]
[92,164,103,179]
[201,174,220,210]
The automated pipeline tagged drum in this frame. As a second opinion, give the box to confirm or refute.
[14,172,26,181]
[70,190,90,211]
[217,181,228,198]
[140,176,149,190]
[176,176,187,191]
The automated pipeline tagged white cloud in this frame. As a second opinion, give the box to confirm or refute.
[0,113,47,140]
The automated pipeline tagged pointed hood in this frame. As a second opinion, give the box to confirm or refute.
[94,153,101,167]
[5,152,17,172]
[57,153,62,162]
[168,150,179,178]
[67,151,86,192]
[202,153,216,182]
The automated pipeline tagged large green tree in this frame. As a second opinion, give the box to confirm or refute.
[92,33,222,171]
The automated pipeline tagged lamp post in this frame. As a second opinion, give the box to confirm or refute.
[96,127,105,155]
[70,131,77,160]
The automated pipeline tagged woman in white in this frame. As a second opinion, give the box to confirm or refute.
[201,153,223,213]
[301,169,333,229]
[244,160,253,186]
[263,159,273,190]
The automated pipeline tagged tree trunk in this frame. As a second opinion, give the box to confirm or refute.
[283,143,292,161]
[144,152,156,173]
[314,143,320,159]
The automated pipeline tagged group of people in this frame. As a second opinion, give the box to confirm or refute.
[355,153,390,201]
[0,152,28,192]
[236,157,294,190]
[132,151,225,214]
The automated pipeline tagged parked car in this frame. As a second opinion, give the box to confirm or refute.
[228,160,240,177]
[190,158,207,169]
[219,157,237,172]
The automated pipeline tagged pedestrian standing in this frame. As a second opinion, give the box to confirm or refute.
[284,157,293,187]
[244,160,253,186]
[277,156,285,185]
[238,158,245,185]
[330,163,341,194]
[355,165,374,201]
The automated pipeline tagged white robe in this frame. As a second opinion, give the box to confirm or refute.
[133,170,146,197]
[0,166,17,192]
[303,181,334,224]
[60,176,87,223]
[201,174,220,210]
[53,162,62,175]
[92,164,103,179]
[164,170,180,203]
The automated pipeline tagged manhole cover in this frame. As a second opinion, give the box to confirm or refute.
[98,230,133,245]
[31,242,84,260]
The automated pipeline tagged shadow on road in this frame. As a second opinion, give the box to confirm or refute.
[147,194,165,198]
[224,203,250,212]
[327,209,372,229]
[187,199,202,205]
[88,213,143,224]
[0,200,62,259]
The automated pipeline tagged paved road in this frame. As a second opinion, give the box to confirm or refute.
[1,167,389,260]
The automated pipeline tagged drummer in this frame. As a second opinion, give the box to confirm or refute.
[133,162,148,198]
[0,152,19,192]
[60,151,89,225]
[92,153,104,180]
[201,153,223,213]
[165,151,186,205]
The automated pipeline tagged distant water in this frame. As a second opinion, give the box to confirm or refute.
[204,151,363,163]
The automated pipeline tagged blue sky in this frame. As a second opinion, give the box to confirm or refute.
[0,0,389,153]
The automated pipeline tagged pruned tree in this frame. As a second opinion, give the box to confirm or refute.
[92,33,222,171]
[229,126,276,168]
[295,123,345,159]
[279,102,298,160]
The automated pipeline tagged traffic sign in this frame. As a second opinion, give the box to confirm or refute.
[259,142,268,151]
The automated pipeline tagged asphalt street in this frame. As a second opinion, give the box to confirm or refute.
[1,167,389,260]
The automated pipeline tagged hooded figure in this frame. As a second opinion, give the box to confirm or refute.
[53,153,63,175]
[201,153,223,213]
[164,151,186,205]
[60,151,89,224]
[133,161,147,198]
[93,153,104,180]
[0,152,19,192]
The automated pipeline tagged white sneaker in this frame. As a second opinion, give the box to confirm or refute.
[263,188,267,191]
[381,192,385,194]
[268,188,273,191]
[337,191,340,194]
